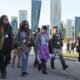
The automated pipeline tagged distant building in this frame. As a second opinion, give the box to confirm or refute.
[50,0,61,32]
[11,17,18,34]
[66,19,73,39]
[75,17,80,38]
[31,0,41,32]
[19,10,27,23]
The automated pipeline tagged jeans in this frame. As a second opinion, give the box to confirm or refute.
[21,52,29,72]
[51,48,67,69]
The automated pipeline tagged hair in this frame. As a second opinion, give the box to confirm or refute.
[53,26,58,30]
[19,20,30,35]
[42,25,47,31]
[0,15,7,23]
[0,15,10,26]
[37,28,40,32]
[51,26,58,36]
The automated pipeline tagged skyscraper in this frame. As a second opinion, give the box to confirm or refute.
[75,17,80,38]
[66,19,73,39]
[31,0,41,32]
[19,10,27,23]
[50,0,61,31]
[11,17,18,34]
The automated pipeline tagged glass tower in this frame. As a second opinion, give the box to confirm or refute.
[31,0,41,32]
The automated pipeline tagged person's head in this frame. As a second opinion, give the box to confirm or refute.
[36,28,40,33]
[52,26,58,34]
[0,15,9,25]
[41,25,47,33]
[19,20,29,31]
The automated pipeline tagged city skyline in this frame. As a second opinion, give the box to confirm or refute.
[0,0,80,26]
[50,0,61,31]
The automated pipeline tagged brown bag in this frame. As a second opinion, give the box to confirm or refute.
[0,26,4,50]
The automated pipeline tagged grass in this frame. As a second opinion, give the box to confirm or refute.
[30,47,79,59]
[63,52,78,58]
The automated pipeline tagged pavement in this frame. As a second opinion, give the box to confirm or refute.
[0,56,80,80]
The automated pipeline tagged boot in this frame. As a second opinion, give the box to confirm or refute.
[59,55,69,70]
[51,57,55,69]
[33,57,38,68]
[1,71,6,79]
[41,59,48,75]
[37,62,41,71]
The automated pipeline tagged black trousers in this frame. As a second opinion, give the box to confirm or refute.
[0,49,11,73]
[41,59,47,72]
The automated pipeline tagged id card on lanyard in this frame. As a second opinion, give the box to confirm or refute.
[5,34,8,38]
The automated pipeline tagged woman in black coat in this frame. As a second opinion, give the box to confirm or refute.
[0,15,13,79]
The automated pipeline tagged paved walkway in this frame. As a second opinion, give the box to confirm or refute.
[0,56,80,80]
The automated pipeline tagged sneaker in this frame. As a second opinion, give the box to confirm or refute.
[63,65,69,70]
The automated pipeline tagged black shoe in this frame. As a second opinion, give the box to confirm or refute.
[33,61,37,68]
[51,62,55,70]
[1,73,6,79]
[42,71,48,75]
[51,57,55,70]
[51,66,56,70]
[42,71,48,74]
[38,64,41,71]
[63,65,69,70]
[33,64,37,68]
[4,70,7,75]
[21,72,28,77]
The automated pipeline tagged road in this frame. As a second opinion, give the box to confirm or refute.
[0,56,80,80]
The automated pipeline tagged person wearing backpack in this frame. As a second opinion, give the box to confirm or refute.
[17,20,34,77]
[50,26,69,70]
[0,15,13,79]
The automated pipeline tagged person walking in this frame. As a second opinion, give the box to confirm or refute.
[33,28,41,69]
[71,42,75,53]
[66,40,71,53]
[0,15,13,79]
[36,26,50,74]
[17,20,34,77]
[50,26,69,70]
[12,33,19,68]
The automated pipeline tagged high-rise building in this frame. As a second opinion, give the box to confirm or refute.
[66,19,73,39]
[31,0,41,32]
[75,17,80,38]
[19,10,27,23]
[11,17,18,34]
[50,0,61,31]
